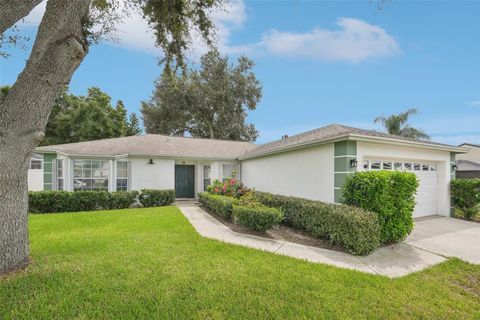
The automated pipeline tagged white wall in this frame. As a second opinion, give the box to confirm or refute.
[240,144,334,202]
[28,169,43,191]
[356,141,452,216]
[457,145,480,162]
[130,158,175,190]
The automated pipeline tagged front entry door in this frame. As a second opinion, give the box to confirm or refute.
[175,165,195,198]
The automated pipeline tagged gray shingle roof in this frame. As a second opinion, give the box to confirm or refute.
[36,134,257,160]
[239,124,462,159]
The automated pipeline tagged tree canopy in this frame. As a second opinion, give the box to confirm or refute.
[141,50,262,142]
[374,108,430,140]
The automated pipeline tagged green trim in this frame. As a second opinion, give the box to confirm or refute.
[43,153,56,190]
[334,140,357,203]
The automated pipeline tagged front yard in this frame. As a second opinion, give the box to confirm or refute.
[1,207,479,319]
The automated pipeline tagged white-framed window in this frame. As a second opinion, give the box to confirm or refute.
[116,161,129,191]
[363,160,369,169]
[404,162,413,171]
[382,161,392,170]
[222,163,238,181]
[73,159,109,191]
[370,161,381,170]
[413,163,421,171]
[430,163,438,171]
[30,153,42,170]
[421,163,429,171]
[203,165,211,191]
[394,162,403,171]
[56,159,64,191]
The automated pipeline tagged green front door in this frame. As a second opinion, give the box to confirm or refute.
[175,165,195,198]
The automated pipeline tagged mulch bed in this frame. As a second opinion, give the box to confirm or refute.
[198,203,345,253]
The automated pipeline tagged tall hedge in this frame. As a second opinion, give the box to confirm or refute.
[255,192,380,255]
[342,171,419,243]
[451,179,480,220]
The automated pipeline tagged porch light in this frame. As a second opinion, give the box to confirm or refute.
[350,158,358,168]
[452,163,458,171]
[148,159,155,165]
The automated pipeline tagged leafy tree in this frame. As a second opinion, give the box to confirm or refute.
[113,100,128,137]
[142,50,262,142]
[374,108,430,140]
[0,0,220,274]
[126,113,142,136]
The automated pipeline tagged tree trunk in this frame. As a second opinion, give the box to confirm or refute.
[0,0,42,34]
[0,0,91,275]
[208,122,214,139]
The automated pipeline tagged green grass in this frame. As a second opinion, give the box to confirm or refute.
[1,207,479,319]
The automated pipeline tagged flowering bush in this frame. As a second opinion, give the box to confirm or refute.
[207,177,249,198]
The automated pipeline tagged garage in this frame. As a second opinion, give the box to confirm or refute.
[362,159,439,218]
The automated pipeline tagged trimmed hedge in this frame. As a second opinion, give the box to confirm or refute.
[29,191,138,213]
[255,192,380,255]
[29,189,174,213]
[342,171,419,243]
[451,179,480,220]
[198,192,235,219]
[233,205,284,232]
[138,189,175,207]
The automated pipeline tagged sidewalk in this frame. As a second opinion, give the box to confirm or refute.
[177,202,446,278]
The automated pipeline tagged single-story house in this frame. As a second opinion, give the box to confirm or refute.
[455,143,480,179]
[29,124,466,218]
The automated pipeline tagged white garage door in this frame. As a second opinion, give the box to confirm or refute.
[363,160,439,218]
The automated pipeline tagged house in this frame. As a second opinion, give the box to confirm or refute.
[30,124,466,218]
[455,143,480,179]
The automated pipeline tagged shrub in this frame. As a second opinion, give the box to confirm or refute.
[342,171,419,243]
[233,204,283,232]
[138,189,175,207]
[255,192,380,255]
[207,177,249,198]
[451,179,480,220]
[28,191,138,213]
[198,192,235,219]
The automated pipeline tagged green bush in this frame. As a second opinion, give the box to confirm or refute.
[342,171,419,243]
[255,192,380,255]
[232,204,283,232]
[207,177,249,198]
[198,192,235,219]
[29,191,138,213]
[138,189,175,207]
[451,179,480,220]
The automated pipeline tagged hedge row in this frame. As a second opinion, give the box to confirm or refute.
[451,179,480,220]
[255,192,380,255]
[198,192,283,232]
[342,171,418,243]
[29,189,175,213]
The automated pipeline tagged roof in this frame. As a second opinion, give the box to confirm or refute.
[36,134,257,160]
[459,142,480,148]
[240,124,465,159]
[457,160,480,171]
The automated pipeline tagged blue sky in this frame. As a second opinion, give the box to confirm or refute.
[1,0,479,145]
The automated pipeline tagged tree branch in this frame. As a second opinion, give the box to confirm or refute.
[0,0,43,35]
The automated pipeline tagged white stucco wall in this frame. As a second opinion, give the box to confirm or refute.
[356,141,452,216]
[240,144,335,202]
[457,145,480,162]
[130,158,175,190]
[28,169,44,191]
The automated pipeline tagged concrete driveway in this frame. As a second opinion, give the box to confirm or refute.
[405,216,480,264]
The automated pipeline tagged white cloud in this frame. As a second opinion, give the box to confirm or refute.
[468,100,480,107]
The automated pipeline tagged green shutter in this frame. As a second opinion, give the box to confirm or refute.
[43,153,56,190]
[334,140,357,203]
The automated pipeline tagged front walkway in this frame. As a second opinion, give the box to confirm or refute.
[177,202,447,278]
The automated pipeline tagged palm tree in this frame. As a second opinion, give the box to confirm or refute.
[374,108,430,140]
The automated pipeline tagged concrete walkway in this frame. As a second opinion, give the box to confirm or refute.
[177,202,447,278]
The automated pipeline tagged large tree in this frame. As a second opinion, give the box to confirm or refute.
[374,108,430,140]
[142,50,262,142]
[0,0,221,275]
[41,87,142,146]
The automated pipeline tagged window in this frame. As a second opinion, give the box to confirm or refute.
[413,163,421,171]
[30,154,42,170]
[116,161,129,191]
[404,163,412,171]
[222,163,238,181]
[370,161,381,170]
[422,163,429,171]
[382,162,392,170]
[394,162,403,171]
[363,160,369,169]
[73,159,109,191]
[56,159,64,191]
[203,165,211,191]
[430,163,437,171]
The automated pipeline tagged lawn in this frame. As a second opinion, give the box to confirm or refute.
[1,207,479,319]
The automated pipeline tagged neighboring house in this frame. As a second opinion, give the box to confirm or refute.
[30,124,466,218]
[456,143,480,179]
